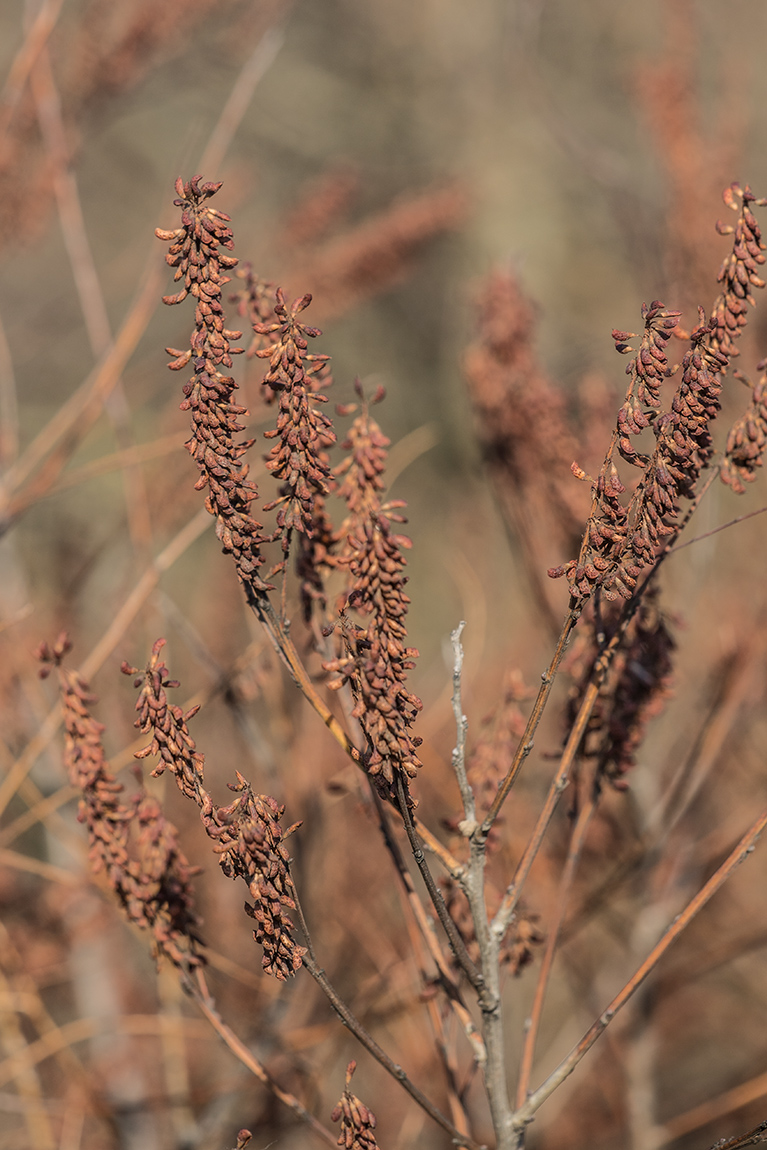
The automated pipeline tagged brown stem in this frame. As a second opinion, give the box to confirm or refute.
[479,609,579,838]
[299,953,483,1149]
[395,777,486,999]
[186,968,336,1147]
[510,806,767,1134]
[514,771,598,1107]
[492,671,601,937]
[370,786,486,1063]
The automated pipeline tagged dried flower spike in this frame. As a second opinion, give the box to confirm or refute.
[712,183,767,358]
[563,590,675,789]
[720,365,767,494]
[255,289,336,563]
[157,177,270,592]
[331,1062,380,1150]
[551,302,681,603]
[324,392,422,805]
[39,636,203,970]
[124,639,305,980]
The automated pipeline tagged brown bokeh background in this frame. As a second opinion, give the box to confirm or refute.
[1,2,767,1149]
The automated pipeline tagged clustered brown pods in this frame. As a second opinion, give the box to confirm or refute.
[562,591,676,789]
[255,289,336,561]
[550,185,767,605]
[124,639,305,980]
[38,635,203,969]
[721,364,767,493]
[156,177,269,591]
[331,1063,379,1150]
[711,183,767,357]
[324,393,422,806]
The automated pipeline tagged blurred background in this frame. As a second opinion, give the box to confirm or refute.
[1,1,767,1149]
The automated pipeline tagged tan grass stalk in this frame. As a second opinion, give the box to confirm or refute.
[510,806,767,1137]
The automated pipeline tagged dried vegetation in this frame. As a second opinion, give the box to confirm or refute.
[1,5,767,1150]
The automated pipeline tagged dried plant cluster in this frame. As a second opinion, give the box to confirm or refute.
[123,638,306,981]
[156,177,268,592]
[4,15,767,1148]
[331,1063,380,1150]
[549,185,767,606]
[324,393,423,804]
[36,634,203,970]
[6,169,767,1150]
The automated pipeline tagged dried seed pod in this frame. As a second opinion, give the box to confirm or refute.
[324,395,422,806]
[562,589,675,788]
[721,368,767,493]
[157,177,269,592]
[124,640,305,979]
[255,289,336,564]
[331,1063,380,1150]
[712,183,767,358]
[39,637,203,970]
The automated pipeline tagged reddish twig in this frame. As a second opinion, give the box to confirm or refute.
[510,806,767,1135]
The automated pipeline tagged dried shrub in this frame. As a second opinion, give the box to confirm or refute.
[36,633,203,970]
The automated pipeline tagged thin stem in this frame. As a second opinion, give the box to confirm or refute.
[665,502,767,555]
[187,968,336,1147]
[293,920,483,1149]
[369,786,486,1064]
[450,622,475,827]
[510,806,767,1134]
[514,772,598,1107]
[492,672,601,937]
[395,777,486,998]
[480,609,578,838]
[447,623,514,1149]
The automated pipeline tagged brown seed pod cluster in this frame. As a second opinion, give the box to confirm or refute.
[211,779,305,981]
[38,635,203,970]
[324,393,422,806]
[563,590,676,789]
[550,303,681,602]
[295,491,339,623]
[230,262,277,367]
[711,183,767,358]
[124,639,305,980]
[156,177,269,592]
[333,383,389,529]
[255,289,336,561]
[552,187,766,605]
[126,638,205,804]
[331,1062,379,1150]
[613,301,681,466]
[721,364,767,494]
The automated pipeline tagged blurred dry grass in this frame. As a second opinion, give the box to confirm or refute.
[1,2,767,1149]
